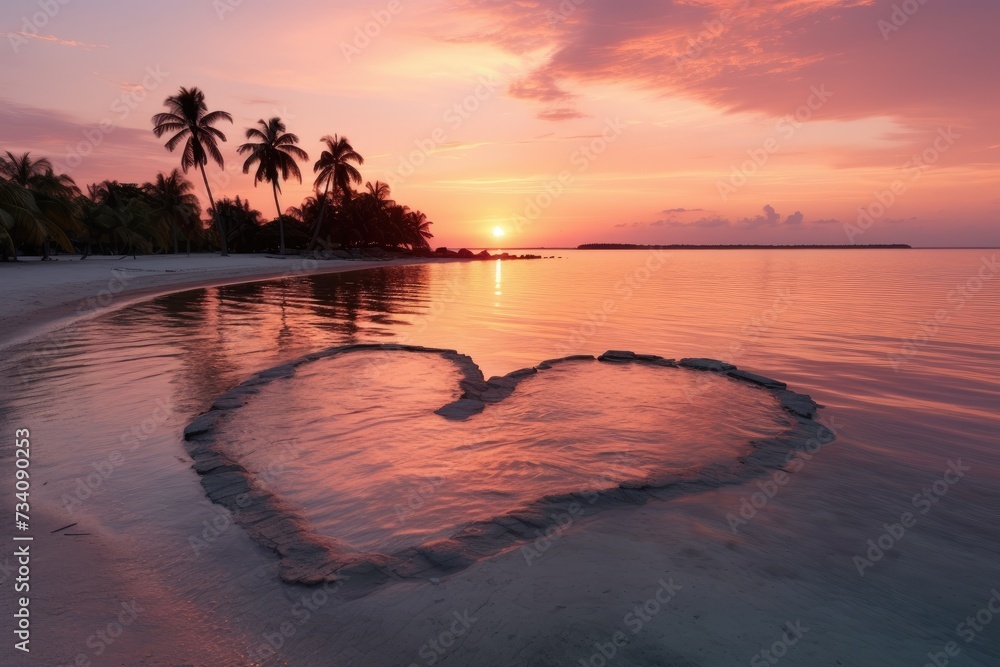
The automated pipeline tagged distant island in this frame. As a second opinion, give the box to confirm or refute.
[577,243,912,250]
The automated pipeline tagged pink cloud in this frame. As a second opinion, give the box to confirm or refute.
[444,0,1000,160]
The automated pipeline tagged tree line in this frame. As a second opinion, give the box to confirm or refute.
[0,86,433,260]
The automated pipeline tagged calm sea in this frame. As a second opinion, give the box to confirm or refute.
[1,249,997,666]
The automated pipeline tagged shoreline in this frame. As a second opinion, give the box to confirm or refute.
[0,253,448,352]
[1,252,453,664]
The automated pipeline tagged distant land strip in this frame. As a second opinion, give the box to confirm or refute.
[577,243,912,250]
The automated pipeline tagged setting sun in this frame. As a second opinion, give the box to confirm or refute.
[492,226,506,239]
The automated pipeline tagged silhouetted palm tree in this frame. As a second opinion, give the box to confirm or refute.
[210,196,265,253]
[405,208,434,250]
[98,198,155,258]
[0,179,43,260]
[309,134,363,250]
[0,151,81,258]
[359,180,395,244]
[364,180,394,208]
[75,194,103,259]
[151,87,233,255]
[0,151,51,187]
[143,169,202,254]
[237,117,308,254]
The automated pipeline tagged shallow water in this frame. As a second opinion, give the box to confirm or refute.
[214,354,787,553]
[1,249,998,665]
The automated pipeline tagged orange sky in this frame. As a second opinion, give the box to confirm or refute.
[1,0,998,247]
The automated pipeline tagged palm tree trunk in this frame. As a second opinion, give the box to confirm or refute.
[307,182,332,252]
[42,239,50,260]
[199,163,228,256]
[273,183,285,255]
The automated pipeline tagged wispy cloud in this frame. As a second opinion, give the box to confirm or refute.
[5,32,108,50]
[536,107,588,122]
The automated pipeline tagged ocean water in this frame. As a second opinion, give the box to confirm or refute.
[1,249,997,666]
[211,353,787,554]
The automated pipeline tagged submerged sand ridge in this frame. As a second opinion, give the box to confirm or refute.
[182,345,831,596]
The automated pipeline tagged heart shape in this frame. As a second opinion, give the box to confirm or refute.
[183,345,831,595]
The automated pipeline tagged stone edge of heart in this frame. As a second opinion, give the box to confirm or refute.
[182,344,831,598]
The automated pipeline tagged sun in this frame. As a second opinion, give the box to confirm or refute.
[492,226,506,238]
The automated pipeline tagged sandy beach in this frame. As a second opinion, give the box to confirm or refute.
[0,253,444,350]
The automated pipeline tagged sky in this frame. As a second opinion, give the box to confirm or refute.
[1,0,998,248]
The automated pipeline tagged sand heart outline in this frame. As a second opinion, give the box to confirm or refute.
[183,344,833,596]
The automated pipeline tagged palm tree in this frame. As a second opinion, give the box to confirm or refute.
[308,134,363,250]
[75,194,104,259]
[210,196,264,253]
[237,117,308,255]
[151,87,233,255]
[97,198,155,258]
[143,169,202,255]
[360,180,395,245]
[0,179,43,260]
[86,180,163,257]
[0,151,81,258]
[404,208,434,250]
